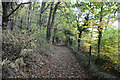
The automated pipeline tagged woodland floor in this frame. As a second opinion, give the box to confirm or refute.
[29,43,91,79]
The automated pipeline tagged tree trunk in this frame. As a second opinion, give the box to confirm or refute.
[52,28,56,43]
[0,0,2,29]
[97,6,103,59]
[118,10,120,66]
[0,1,2,78]
[2,2,10,30]
[38,2,49,28]
[0,0,2,30]
[27,2,32,31]
[52,23,58,43]
[95,6,103,64]
[20,16,23,30]
[39,2,46,27]
[25,10,28,30]
[46,2,54,43]
[10,16,14,30]
[78,31,82,52]
[10,2,15,31]
[14,14,17,25]
[46,2,60,43]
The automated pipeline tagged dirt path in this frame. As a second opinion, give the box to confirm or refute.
[33,45,90,78]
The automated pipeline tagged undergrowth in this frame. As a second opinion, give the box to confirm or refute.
[67,46,118,79]
[2,28,55,78]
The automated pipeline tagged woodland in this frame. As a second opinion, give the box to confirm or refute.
[0,0,120,79]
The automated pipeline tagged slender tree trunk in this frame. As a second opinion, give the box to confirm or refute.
[98,28,102,55]
[46,2,60,43]
[95,6,103,64]
[118,10,120,66]
[25,10,28,30]
[39,3,49,28]
[10,16,14,30]
[0,0,2,28]
[46,2,54,42]
[52,24,58,43]
[10,2,15,31]
[0,1,2,77]
[39,2,46,27]
[50,2,60,30]
[78,31,82,52]
[30,2,36,29]
[20,16,23,30]
[27,2,32,31]
[14,14,17,25]
[97,6,103,59]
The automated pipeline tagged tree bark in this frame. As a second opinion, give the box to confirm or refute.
[52,23,58,43]
[39,2,45,27]
[25,10,28,30]
[46,2,54,43]
[46,2,60,43]
[10,15,14,30]
[20,16,23,30]
[97,6,103,59]
[78,31,82,52]
[10,2,15,31]
[2,2,30,30]
[27,2,32,31]
[2,2,10,30]
[39,3,49,28]
[95,6,103,64]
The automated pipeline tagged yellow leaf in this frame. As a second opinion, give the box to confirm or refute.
[78,38,88,41]
[82,20,86,23]
[92,27,98,29]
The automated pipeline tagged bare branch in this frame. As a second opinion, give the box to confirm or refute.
[7,2,30,18]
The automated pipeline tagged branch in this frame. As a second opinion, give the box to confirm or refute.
[7,2,30,18]
[40,2,46,13]
[42,4,50,13]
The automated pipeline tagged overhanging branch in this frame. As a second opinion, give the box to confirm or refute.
[7,2,30,18]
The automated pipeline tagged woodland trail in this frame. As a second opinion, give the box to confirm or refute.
[32,44,91,79]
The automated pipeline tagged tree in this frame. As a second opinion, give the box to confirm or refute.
[93,2,119,63]
[2,2,30,30]
[27,2,32,31]
[77,13,90,52]
[0,0,2,29]
[38,2,49,28]
[97,5,103,60]
[10,2,15,31]
[73,2,92,52]
[46,2,60,43]
[2,2,11,30]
